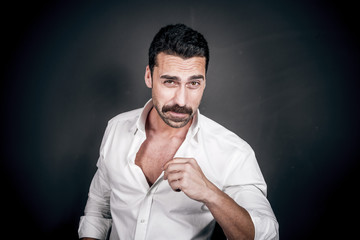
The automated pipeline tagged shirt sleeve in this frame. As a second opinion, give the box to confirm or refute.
[223,147,279,240]
[78,127,113,239]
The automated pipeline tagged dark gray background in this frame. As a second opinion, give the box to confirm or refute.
[2,0,359,239]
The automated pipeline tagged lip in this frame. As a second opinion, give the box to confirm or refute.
[168,111,189,118]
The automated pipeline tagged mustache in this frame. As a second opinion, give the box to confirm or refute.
[162,104,193,115]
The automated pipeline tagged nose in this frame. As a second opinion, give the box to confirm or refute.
[173,85,187,107]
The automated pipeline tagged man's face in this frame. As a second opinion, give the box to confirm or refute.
[145,53,206,128]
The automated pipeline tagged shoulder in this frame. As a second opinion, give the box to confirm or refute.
[99,108,142,152]
[100,108,142,140]
[107,108,142,127]
[197,114,263,188]
[199,114,254,155]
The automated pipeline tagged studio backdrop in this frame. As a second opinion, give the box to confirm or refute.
[2,0,359,239]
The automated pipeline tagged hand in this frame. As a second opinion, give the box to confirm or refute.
[164,158,256,240]
[163,158,214,202]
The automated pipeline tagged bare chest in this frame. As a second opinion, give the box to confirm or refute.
[135,137,183,186]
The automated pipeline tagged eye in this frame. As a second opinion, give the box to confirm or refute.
[163,80,177,87]
[187,81,201,89]
[164,80,174,84]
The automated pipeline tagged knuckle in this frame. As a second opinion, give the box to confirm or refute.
[166,164,173,171]
[181,179,189,189]
[184,162,192,171]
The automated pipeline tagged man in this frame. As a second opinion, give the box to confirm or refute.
[78,24,278,240]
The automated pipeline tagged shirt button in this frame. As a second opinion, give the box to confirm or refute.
[140,219,146,223]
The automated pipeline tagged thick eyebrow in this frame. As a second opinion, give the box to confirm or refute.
[160,75,180,81]
[160,74,205,81]
[188,75,205,81]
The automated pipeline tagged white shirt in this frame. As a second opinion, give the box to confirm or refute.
[78,100,279,240]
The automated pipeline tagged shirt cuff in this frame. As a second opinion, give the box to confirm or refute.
[78,216,112,239]
[248,210,279,240]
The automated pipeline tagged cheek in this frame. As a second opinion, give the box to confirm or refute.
[152,85,174,103]
[187,90,204,110]
[191,88,205,102]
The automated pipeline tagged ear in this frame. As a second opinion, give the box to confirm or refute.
[144,65,152,88]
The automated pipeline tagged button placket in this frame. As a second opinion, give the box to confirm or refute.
[134,181,161,240]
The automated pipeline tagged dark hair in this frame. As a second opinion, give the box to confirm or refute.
[148,24,209,75]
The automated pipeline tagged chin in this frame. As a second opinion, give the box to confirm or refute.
[166,119,191,128]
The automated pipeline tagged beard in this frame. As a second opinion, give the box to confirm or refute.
[154,103,194,128]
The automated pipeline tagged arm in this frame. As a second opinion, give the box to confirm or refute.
[164,158,254,239]
[204,183,255,239]
[79,125,113,240]
[163,157,278,240]
[78,165,112,239]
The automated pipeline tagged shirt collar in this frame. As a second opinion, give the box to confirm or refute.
[134,99,200,140]
[135,99,153,134]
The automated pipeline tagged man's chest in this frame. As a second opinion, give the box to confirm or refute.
[135,137,183,186]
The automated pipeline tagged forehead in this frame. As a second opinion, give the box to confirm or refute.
[155,53,206,74]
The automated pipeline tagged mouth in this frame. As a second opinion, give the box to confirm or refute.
[166,111,190,122]
[159,104,193,126]
[168,111,189,118]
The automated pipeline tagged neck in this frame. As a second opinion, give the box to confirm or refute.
[146,107,192,138]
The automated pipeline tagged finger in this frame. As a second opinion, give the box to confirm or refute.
[166,162,188,172]
[163,164,184,180]
[163,157,194,170]
[168,179,182,192]
[163,161,194,180]
[166,171,183,183]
